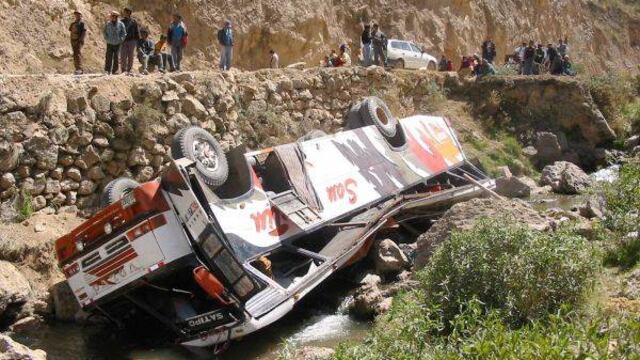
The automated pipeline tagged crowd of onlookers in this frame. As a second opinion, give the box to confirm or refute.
[437,38,576,78]
[68,9,578,78]
[69,8,237,75]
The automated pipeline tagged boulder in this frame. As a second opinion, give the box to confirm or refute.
[0,141,21,172]
[350,284,388,319]
[0,173,15,190]
[9,315,42,333]
[66,89,88,114]
[78,180,97,196]
[534,131,562,166]
[25,135,57,171]
[624,135,640,150]
[50,281,80,322]
[31,195,46,212]
[371,238,409,275]
[180,96,207,119]
[577,195,605,219]
[540,161,592,194]
[0,334,47,360]
[293,346,335,360]
[495,175,532,198]
[415,198,551,268]
[356,273,382,286]
[131,82,163,103]
[0,261,31,318]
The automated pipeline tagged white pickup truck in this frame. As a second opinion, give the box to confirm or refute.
[55,97,492,349]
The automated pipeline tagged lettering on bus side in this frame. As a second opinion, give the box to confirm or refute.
[250,208,289,236]
[326,178,357,204]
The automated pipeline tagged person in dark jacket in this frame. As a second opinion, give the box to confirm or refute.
[523,40,536,75]
[69,11,86,75]
[481,39,496,63]
[438,55,448,71]
[361,24,372,66]
[168,14,187,71]
[217,20,233,71]
[546,44,562,75]
[120,7,140,75]
[103,11,126,74]
[137,30,159,74]
[371,23,387,67]
[533,44,545,74]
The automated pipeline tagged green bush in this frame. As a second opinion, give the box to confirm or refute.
[421,220,597,325]
[586,70,637,138]
[333,297,640,360]
[599,162,640,269]
[17,191,33,222]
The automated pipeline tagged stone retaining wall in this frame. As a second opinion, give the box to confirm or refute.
[0,68,612,217]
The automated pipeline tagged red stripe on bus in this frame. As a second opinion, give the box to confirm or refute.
[88,248,136,276]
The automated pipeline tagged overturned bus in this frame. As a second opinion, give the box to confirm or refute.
[54,97,493,349]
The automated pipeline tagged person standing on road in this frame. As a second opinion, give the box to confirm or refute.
[168,14,187,71]
[217,20,234,71]
[558,38,568,58]
[371,23,387,67]
[438,55,448,71]
[523,40,536,75]
[120,7,140,75]
[103,11,126,74]
[361,24,372,66]
[481,39,496,63]
[69,10,86,75]
[269,49,279,68]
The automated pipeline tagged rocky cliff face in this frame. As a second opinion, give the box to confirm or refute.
[0,0,638,74]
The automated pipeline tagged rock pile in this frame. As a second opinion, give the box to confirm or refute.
[415,198,551,268]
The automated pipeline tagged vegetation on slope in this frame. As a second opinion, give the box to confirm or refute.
[327,156,640,360]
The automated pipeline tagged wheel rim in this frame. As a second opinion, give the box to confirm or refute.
[192,137,219,172]
[375,107,389,125]
[396,60,404,69]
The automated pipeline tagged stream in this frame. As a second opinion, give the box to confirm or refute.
[12,277,370,360]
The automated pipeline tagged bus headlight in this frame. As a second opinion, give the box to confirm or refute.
[104,222,112,235]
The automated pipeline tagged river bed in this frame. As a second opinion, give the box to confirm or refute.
[12,278,370,360]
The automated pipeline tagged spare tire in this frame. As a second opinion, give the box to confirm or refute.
[358,97,398,138]
[101,178,140,207]
[172,126,229,187]
[297,129,327,142]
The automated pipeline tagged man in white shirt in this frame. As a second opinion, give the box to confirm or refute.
[269,49,279,68]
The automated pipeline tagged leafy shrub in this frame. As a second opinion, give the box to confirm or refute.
[333,298,640,360]
[494,64,518,76]
[17,191,33,221]
[599,162,640,269]
[420,219,597,325]
[586,70,636,137]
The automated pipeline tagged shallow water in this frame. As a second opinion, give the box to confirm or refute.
[13,278,370,360]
